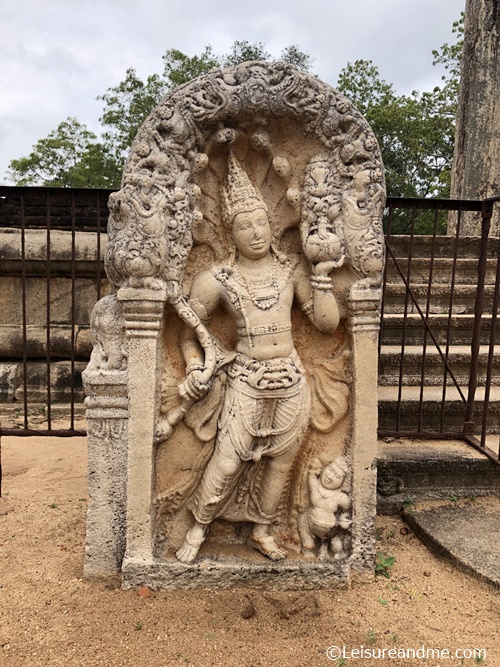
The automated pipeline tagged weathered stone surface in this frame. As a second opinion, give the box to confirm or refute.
[122,557,349,591]
[402,498,500,589]
[84,62,385,589]
[381,313,495,346]
[0,228,108,402]
[450,0,500,235]
[379,344,500,386]
[0,276,103,326]
[387,235,499,259]
[0,360,86,402]
[382,282,497,315]
[0,228,107,264]
[378,385,500,434]
[0,325,93,359]
[377,439,500,514]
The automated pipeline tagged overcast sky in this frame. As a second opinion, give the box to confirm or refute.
[0,0,464,183]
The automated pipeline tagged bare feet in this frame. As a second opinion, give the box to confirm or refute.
[248,526,287,561]
[175,523,206,564]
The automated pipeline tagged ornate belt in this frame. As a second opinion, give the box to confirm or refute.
[228,352,303,390]
[237,321,292,337]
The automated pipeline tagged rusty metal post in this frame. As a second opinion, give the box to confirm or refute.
[464,199,494,435]
[70,192,77,430]
[20,191,28,429]
[396,205,417,431]
[46,191,52,429]
[479,198,500,450]
[378,204,393,358]
[96,192,102,302]
[417,205,439,431]
[440,204,463,431]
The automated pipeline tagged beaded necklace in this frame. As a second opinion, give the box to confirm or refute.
[211,253,298,356]
[231,255,280,311]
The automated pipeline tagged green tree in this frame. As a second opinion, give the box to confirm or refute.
[336,14,462,234]
[7,41,313,188]
[221,40,271,68]
[6,24,461,202]
[337,60,457,202]
[6,118,120,188]
[98,68,169,164]
[279,44,315,72]
[99,41,313,167]
[432,14,464,93]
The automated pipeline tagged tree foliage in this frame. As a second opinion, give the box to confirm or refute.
[6,118,120,188]
[6,22,462,208]
[336,15,463,232]
[7,41,313,188]
[336,53,458,201]
[98,68,169,165]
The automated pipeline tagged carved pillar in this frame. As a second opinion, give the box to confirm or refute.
[83,372,128,578]
[348,286,381,579]
[450,0,500,235]
[118,288,166,570]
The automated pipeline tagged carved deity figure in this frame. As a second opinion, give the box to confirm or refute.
[299,456,351,560]
[175,154,341,563]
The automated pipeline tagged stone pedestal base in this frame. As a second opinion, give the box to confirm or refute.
[122,556,350,591]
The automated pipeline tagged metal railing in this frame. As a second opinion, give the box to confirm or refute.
[380,195,500,465]
[0,187,498,464]
[0,186,110,437]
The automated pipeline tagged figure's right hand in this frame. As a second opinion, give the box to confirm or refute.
[178,369,211,401]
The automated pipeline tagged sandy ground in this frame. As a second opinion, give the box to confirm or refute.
[0,433,499,667]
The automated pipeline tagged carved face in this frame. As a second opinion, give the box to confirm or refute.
[321,463,344,490]
[353,169,371,191]
[232,208,271,260]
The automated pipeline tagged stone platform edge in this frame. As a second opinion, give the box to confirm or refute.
[121,556,351,591]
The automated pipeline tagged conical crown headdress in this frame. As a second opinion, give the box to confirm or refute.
[221,153,267,227]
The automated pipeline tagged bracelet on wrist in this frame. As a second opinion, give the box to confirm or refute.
[311,275,333,291]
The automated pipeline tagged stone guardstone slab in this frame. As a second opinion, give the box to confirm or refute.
[403,497,500,589]
[82,61,386,589]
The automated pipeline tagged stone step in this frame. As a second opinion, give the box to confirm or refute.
[402,498,500,589]
[384,256,498,285]
[383,283,498,314]
[0,360,86,403]
[377,438,500,515]
[2,389,498,436]
[380,313,495,346]
[378,385,500,434]
[386,235,499,260]
[0,325,92,359]
[378,345,500,386]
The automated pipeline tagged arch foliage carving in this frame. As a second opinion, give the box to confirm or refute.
[105,61,385,300]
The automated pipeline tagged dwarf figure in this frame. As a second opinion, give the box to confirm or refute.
[299,456,351,561]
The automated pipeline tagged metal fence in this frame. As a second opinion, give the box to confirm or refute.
[0,186,109,437]
[0,186,498,465]
[380,195,500,466]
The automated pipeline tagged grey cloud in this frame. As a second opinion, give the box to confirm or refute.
[0,0,464,178]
